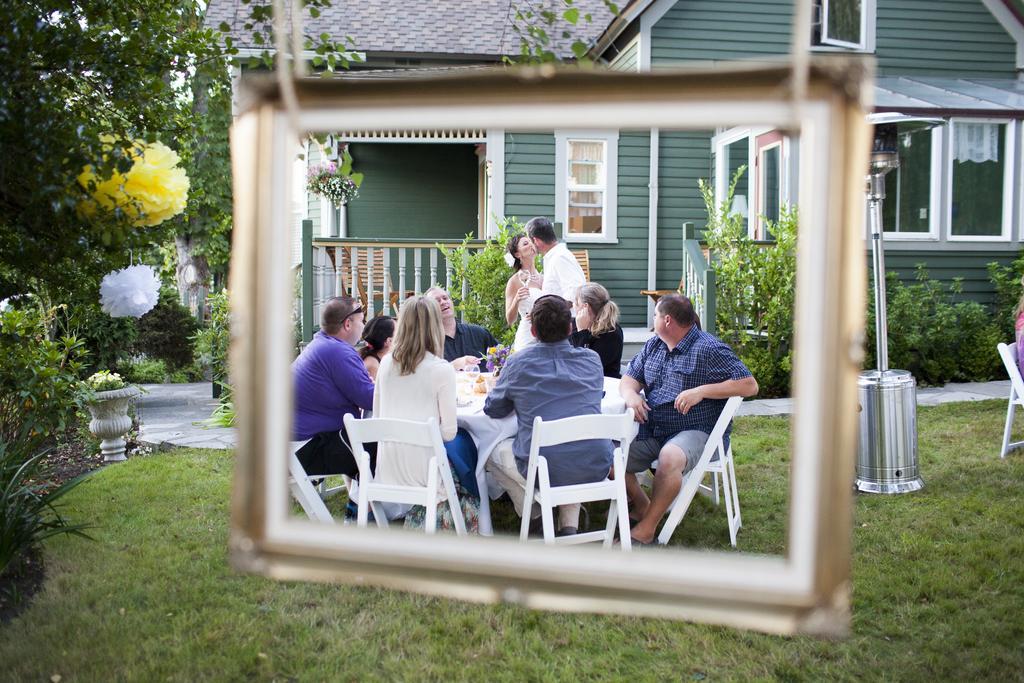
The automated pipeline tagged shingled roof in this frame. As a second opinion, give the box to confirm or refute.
[205,0,616,60]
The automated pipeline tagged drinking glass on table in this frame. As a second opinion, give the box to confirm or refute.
[463,363,480,382]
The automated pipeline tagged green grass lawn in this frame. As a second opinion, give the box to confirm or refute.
[2,400,1023,681]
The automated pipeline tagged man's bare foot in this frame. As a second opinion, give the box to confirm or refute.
[630,521,656,545]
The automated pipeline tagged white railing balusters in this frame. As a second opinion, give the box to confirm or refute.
[429,249,438,289]
[365,247,375,318]
[414,249,422,295]
[382,247,392,316]
[398,248,407,310]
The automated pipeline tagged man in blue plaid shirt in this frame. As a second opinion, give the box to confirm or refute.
[620,294,758,544]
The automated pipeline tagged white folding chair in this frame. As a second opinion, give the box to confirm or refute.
[288,440,335,524]
[657,396,744,546]
[997,342,1024,458]
[343,414,467,535]
[519,408,636,550]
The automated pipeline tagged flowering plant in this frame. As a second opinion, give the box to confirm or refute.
[307,162,359,205]
[86,370,127,392]
[484,344,512,374]
[77,138,190,227]
[306,144,363,206]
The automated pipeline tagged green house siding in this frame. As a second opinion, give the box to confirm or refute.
[345,143,478,240]
[876,0,1016,77]
[648,0,1015,77]
[503,132,652,327]
[597,131,651,326]
[657,131,713,290]
[650,1,791,65]
[881,250,1019,305]
[504,133,555,220]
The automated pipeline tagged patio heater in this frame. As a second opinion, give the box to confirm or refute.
[857,113,942,494]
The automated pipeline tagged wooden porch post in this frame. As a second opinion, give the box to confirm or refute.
[301,219,314,343]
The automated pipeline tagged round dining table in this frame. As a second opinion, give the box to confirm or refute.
[456,375,632,536]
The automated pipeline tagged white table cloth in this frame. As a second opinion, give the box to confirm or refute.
[457,375,630,536]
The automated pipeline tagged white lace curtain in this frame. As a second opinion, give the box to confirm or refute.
[953,123,1000,164]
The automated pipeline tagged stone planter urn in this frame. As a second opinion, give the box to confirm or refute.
[86,387,141,463]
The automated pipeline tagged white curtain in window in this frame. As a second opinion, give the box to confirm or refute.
[953,123,999,164]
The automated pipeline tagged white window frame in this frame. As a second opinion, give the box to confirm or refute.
[880,126,941,242]
[555,130,619,244]
[946,117,1016,243]
[713,126,775,239]
[812,0,876,53]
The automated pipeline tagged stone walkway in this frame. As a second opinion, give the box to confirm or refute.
[137,379,1012,451]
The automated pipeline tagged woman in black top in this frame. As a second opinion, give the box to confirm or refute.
[570,282,624,378]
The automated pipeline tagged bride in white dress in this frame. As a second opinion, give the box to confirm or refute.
[503,233,544,351]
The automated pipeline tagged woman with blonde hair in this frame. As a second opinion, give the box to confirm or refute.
[373,295,480,531]
[570,282,624,378]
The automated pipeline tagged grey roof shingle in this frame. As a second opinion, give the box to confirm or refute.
[205,0,615,59]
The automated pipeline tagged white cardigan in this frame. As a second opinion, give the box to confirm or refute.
[372,352,457,500]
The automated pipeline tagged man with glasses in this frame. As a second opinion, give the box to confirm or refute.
[293,295,375,478]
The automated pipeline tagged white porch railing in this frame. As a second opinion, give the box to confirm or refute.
[309,238,487,324]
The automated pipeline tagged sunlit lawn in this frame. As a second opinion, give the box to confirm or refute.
[1,400,1022,681]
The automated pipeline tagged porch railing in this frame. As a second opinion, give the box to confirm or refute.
[682,223,716,334]
[299,221,487,340]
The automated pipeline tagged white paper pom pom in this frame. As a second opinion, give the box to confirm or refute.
[100,265,161,318]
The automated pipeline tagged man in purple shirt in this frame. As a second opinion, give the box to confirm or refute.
[293,296,375,477]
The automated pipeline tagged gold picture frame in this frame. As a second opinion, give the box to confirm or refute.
[228,60,871,636]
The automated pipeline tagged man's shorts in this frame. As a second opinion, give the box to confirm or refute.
[625,431,710,475]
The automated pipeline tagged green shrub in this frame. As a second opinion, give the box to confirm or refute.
[65,302,137,374]
[987,252,1024,341]
[439,218,522,347]
[0,445,92,574]
[0,305,91,574]
[866,268,1002,385]
[0,305,87,456]
[194,290,232,420]
[122,358,168,384]
[699,168,797,398]
[135,293,198,370]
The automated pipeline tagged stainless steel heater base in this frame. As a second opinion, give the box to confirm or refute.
[856,369,924,495]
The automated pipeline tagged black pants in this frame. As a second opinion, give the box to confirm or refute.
[296,427,377,478]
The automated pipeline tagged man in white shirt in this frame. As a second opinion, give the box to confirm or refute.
[527,216,586,310]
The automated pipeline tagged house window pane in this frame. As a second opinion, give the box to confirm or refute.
[570,161,601,185]
[725,139,748,234]
[762,146,780,226]
[568,191,604,233]
[951,123,1005,237]
[882,127,931,234]
[824,0,861,45]
[566,139,607,235]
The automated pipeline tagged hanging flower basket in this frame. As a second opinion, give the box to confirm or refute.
[307,162,360,205]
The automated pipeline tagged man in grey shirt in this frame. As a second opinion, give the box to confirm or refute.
[483,295,612,535]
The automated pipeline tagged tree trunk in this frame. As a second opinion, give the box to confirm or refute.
[175,234,210,320]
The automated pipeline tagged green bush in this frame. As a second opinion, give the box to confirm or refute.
[122,358,168,384]
[0,445,92,575]
[866,268,1002,385]
[439,218,522,347]
[987,252,1024,341]
[135,293,199,370]
[0,305,91,574]
[0,305,87,455]
[699,168,797,398]
[65,302,137,374]
[194,290,232,422]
